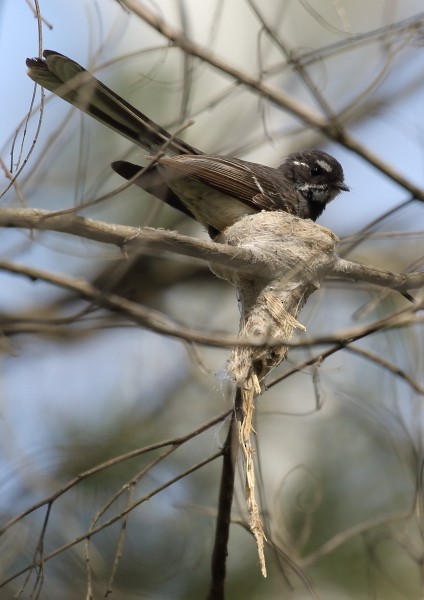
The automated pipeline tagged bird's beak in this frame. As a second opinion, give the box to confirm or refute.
[338,182,350,192]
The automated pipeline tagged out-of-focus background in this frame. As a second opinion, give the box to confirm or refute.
[1,1,424,598]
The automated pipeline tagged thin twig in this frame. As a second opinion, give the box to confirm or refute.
[0,410,231,536]
[344,345,424,395]
[1,452,223,590]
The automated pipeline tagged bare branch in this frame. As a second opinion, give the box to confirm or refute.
[332,257,424,292]
[2,208,423,297]
[0,409,231,536]
[207,405,240,600]
[120,0,424,202]
[344,345,424,395]
[2,450,223,591]
[0,207,256,273]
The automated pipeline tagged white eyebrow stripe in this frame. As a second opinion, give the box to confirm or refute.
[291,160,309,168]
[316,159,332,172]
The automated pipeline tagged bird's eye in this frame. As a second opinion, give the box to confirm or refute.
[311,165,325,177]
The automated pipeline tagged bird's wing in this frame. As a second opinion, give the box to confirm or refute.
[158,155,293,213]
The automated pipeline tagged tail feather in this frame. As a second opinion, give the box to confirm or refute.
[26,50,200,156]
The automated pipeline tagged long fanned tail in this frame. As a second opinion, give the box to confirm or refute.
[26,50,200,156]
